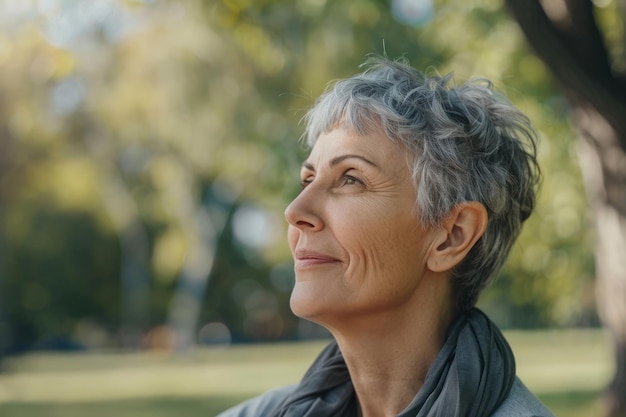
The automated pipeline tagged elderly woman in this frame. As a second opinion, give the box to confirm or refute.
[218,57,553,417]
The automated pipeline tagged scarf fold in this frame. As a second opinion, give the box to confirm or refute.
[272,308,515,417]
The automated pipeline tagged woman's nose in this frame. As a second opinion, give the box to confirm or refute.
[284,187,323,231]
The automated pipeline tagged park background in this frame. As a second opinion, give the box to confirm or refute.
[0,0,622,416]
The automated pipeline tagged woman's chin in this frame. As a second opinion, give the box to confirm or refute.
[289,286,329,321]
[289,292,316,319]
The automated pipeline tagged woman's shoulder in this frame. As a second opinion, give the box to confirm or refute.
[215,378,553,417]
[492,378,555,417]
[215,385,297,417]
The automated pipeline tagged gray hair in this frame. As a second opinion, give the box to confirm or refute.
[303,57,540,312]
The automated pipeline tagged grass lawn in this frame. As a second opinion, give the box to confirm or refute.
[0,328,612,416]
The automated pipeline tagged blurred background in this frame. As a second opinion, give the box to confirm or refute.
[0,0,622,416]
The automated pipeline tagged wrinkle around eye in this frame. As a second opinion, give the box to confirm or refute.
[340,174,364,187]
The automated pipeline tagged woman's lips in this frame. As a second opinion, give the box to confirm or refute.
[294,249,340,268]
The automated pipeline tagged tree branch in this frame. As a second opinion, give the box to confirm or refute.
[563,0,613,78]
[505,0,626,146]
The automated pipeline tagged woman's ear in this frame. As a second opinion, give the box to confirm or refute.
[426,202,488,273]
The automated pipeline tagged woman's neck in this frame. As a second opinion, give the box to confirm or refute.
[329,283,455,417]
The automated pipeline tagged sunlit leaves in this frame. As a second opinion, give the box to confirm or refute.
[0,0,606,349]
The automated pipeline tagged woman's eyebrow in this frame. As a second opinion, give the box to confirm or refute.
[302,154,379,171]
[330,154,379,168]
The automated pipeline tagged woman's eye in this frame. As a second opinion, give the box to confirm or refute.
[300,177,313,189]
[341,175,362,186]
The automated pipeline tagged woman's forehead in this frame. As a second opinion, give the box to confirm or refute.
[304,128,414,177]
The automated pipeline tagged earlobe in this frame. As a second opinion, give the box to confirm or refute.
[426,202,488,273]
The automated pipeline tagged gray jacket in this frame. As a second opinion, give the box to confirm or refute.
[216,377,554,417]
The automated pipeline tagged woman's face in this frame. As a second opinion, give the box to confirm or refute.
[285,127,439,325]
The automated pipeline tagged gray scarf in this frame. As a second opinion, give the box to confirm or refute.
[272,308,515,417]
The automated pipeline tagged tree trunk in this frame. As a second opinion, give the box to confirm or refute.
[162,161,222,352]
[83,133,151,350]
[577,106,626,417]
[505,1,626,416]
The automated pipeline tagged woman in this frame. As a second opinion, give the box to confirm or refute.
[218,57,554,417]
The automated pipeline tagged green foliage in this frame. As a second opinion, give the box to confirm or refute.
[205,0,596,329]
[0,0,600,351]
[4,202,121,350]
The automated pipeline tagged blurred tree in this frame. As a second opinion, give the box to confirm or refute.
[204,0,595,328]
[0,19,126,352]
[0,90,23,360]
[506,1,626,415]
[0,0,597,356]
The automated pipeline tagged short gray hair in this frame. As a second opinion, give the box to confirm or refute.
[303,57,540,312]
